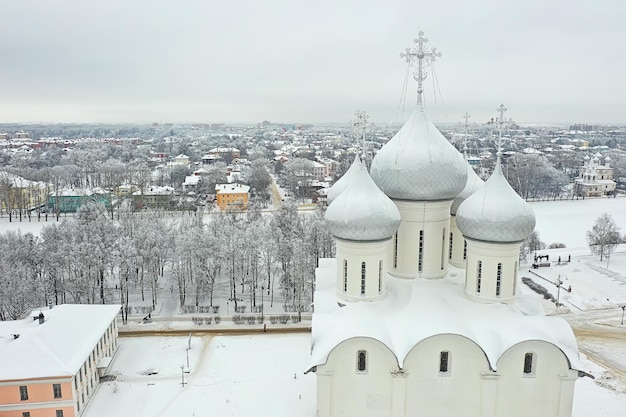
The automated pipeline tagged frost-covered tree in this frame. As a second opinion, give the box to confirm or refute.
[0,231,45,320]
[586,213,621,261]
[504,154,569,200]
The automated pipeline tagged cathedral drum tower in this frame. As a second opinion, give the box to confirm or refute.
[370,32,467,279]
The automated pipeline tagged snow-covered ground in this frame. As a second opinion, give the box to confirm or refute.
[84,335,316,417]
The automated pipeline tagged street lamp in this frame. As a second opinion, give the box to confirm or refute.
[555,275,562,307]
[261,285,264,323]
[180,365,186,387]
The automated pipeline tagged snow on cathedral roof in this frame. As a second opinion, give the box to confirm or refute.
[456,160,535,243]
[308,259,580,372]
[0,304,121,381]
[325,160,400,241]
[370,106,467,201]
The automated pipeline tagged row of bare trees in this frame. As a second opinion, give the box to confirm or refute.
[0,201,334,322]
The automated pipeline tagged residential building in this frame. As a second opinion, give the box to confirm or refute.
[47,189,111,213]
[131,186,175,210]
[215,183,249,210]
[0,304,121,417]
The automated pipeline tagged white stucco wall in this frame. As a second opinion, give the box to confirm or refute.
[392,200,452,279]
[463,238,521,303]
[495,340,578,417]
[316,335,577,417]
[335,238,391,303]
[403,334,490,417]
[449,215,467,268]
[317,337,398,417]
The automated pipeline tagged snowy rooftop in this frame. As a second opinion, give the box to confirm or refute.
[456,160,536,242]
[0,304,121,381]
[309,259,580,372]
[370,105,467,201]
[325,161,400,241]
[216,183,250,194]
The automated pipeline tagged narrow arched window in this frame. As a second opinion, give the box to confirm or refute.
[378,260,382,294]
[523,352,535,374]
[496,263,502,297]
[418,230,424,272]
[360,262,366,295]
[441,228,446,270]
[476,261,482,293]
[449,232,453,260]
[439,351,450,373]
[463,240,467,260]
[357,350,367,372]
[393,233,398,269]
[343,260,348,292]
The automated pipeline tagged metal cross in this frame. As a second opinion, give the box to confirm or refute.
[400,31,442,104]
[496,104,508,153]
[463,112,471,154]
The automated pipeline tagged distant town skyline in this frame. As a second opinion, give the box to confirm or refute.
[2,0,625,126]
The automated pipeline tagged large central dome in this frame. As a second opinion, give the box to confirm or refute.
[370,106,467,201]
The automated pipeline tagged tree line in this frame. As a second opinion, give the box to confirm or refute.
[0,201,334,322]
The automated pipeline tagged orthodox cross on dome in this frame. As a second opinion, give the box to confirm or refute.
[463,112,471,155]
[496,104,507,155]
[400,31,442,105]
[351,109,370,158]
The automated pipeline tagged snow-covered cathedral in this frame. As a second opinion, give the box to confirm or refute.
[307,34,583,417]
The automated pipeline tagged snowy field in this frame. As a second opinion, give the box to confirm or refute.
[2,196,626,416]
[84,334,316,417]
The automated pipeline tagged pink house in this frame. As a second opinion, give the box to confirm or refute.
[0,304,121,417]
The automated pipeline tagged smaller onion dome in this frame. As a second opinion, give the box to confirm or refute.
[583,155,590,161]
[604,155,611,164]
[325,163,401,241]
[456,159,535,243]
[327,154,362,205]
[451,162,484,215]
[370,106,467,201]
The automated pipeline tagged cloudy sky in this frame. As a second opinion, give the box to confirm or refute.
[1,0,625,125]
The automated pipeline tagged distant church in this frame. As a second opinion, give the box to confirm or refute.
[307,33,584,417]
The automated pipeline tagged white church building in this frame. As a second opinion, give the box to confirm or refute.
[307,34,584,417]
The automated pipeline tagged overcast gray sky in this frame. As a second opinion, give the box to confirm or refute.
[1,0,625,125]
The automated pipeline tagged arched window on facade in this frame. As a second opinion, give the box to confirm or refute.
[496,263,502,297]
[343,259,348,292]
[357,350,367,372]
[441,228,446,270]
[418,230,424,272]
[476,261,482,293]
[360,262,366,295]
[439,351,450,373]
[523,352,535,375]
[394,233,398,269]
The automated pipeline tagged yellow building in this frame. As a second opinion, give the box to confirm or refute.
[215,183,250,210]
[0,171,49,214]
[0,305,120,417]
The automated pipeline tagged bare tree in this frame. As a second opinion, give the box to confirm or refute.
[586,213,621,261]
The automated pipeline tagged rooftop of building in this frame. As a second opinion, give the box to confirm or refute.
[0,304,121,381]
